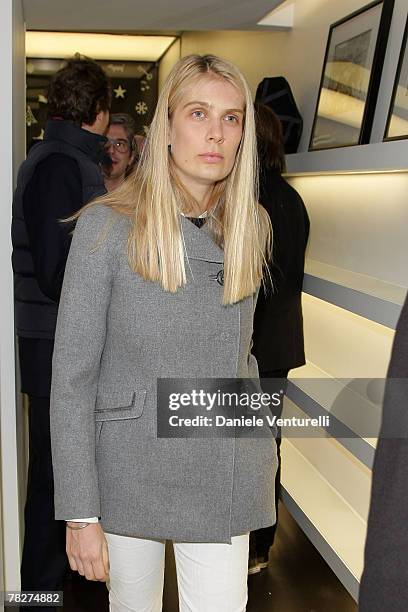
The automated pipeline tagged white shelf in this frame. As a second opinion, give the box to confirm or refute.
[281,440,367,602]
[302,260,406,329]
[285,140,408,176]
[287,362,377,469]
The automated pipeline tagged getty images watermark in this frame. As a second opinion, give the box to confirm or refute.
[157,377,408,439]
[157,378,331,438]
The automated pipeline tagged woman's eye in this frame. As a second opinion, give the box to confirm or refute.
[192,110,205,119]
[225,114,239,123]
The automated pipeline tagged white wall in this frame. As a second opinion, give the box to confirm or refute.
[0,0,25,591]
[158,38,181,92]
[291,172,408,288]
[180,30,288,97]
[157,30,287,98]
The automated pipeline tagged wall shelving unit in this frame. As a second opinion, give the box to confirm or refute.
[281,442,367,600]
[303,260,405,329]
[285,140,408,176]
[278,137,408,602]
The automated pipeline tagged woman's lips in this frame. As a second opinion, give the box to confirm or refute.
[199,153,223,163]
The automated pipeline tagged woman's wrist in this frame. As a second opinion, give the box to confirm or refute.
[66,516,99,523]
[66,521,91,530]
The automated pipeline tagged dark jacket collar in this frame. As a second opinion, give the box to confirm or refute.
[180,215,223,263]
[44,119,108,165]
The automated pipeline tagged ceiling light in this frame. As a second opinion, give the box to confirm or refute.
[26,31,176,62]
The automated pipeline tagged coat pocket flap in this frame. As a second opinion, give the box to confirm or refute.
[95,389,146,421]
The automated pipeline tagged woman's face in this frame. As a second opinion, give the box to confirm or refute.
[169,75,245,198]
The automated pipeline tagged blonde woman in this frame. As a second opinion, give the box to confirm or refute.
[50,54,278,611]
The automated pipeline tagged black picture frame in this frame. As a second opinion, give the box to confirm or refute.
[384,15,408,141]
[309,0,395,151]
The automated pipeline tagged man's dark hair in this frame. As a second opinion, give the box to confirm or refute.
[254,102,286,174]
[47,58,111,126]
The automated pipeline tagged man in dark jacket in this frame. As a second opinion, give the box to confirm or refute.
[359,292,408,611]
[11,58,110,605]
[249,103,310,574]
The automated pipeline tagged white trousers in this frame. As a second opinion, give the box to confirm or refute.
[105,532,249,612]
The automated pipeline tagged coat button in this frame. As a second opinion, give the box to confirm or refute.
[216,269,224,286]
[209,269,224,286]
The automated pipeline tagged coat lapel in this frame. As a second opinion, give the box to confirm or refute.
[180,215,224,263]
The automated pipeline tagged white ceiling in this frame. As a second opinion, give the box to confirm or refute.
[22,0,287,32]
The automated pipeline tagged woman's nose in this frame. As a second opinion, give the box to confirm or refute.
[207,119,224,143]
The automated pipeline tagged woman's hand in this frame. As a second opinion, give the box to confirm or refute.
[66,522,109,581]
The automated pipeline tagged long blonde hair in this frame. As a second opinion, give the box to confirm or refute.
[81,54,271,305]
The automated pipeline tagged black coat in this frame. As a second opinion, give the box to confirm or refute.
[252,168,310,373]
[12,119,107,339]
[11,120,107,395]
[359,291,408,611]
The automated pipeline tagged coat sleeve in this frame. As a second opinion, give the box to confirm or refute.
[50,205,118,520]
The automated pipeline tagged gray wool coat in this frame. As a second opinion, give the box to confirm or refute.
[50,204,278,543]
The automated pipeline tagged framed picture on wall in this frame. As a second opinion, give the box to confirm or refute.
[309,0,395,151]
[384,15,408,140]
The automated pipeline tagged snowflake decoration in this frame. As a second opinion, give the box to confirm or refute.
[140,80,150,92]
[135,101,148,115]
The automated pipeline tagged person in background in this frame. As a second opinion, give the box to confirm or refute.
[103,113,138,192]
[50,54,278,611]
[359,291,408,611]
[248,102,310,574]
[11,58,110,610]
